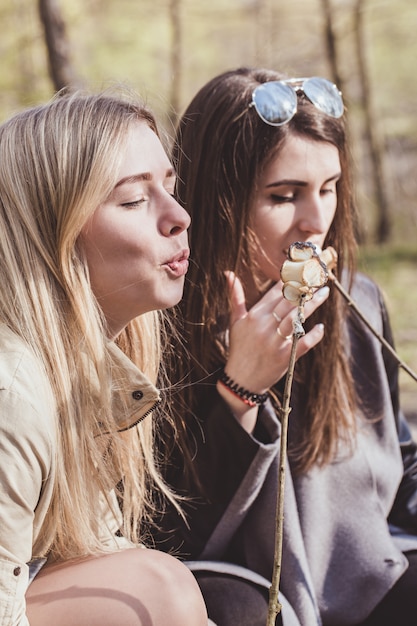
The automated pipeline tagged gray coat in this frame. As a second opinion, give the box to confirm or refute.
[153,274,417,625]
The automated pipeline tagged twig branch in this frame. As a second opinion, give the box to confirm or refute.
[267,301,306,626]
[267,262,417,626]
[330,272,417,383]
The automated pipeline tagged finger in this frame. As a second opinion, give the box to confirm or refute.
[303,285,330,319]
[256,281,287,310]
[275,286,330,338]
[296,323,325,358]
[251,281,296,321]
[225,271,248,326]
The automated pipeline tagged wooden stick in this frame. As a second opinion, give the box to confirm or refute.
[267,261,417,626]
[329,272,417,383]
[267,302,305,626]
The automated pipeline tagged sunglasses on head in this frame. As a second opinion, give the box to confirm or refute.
[250,76,344,126]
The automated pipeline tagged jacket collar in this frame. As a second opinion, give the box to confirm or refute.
[100,342,161,433]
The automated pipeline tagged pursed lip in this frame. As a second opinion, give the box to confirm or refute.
[164,248,190,265]
[163,248,190,275]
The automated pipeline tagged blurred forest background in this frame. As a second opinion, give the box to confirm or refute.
[1,0,417,421]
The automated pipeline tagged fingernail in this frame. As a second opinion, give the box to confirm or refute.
[317,286,330,299]
[317,323,324,332]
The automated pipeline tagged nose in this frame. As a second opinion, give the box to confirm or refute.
[296,193,330,237]
[161,194,191,236]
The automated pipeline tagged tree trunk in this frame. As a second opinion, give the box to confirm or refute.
[38,0,79,91]
[319,0,366,241]
[169,0,183,124]
[319,0,344,92]
[353,0,391,243]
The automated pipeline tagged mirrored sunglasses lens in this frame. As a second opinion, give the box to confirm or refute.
[303,77,344,118]
[253,81,297,126]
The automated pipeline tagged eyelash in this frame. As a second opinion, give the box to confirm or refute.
[271,194,295,204]
[120,186,176,209]
[271,188,335,204]
[121,198,146,208]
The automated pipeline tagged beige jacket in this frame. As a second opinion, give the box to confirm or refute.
[0,323,160,625]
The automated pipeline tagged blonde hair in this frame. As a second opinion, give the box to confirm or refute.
[0,89,178,560]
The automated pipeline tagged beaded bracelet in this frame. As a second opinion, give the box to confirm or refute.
[217,369,268,408]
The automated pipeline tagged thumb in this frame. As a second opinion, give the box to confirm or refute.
[225,271,248,326]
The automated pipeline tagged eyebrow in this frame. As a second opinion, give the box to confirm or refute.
[265,172,341,188]
[115,168,176,188]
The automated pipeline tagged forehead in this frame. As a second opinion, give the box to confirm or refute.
[119,121,172,177]
[262,134,341,180]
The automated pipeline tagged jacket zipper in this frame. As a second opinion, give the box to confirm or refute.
[116,398,161,432]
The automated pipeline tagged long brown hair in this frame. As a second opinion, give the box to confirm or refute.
[171,67,359,474]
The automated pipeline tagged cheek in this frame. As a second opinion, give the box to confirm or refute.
[254,212,290,251]
[325,202,337,231]
[252,227,287,278]
[96,223,145,261]
[83,231,147,285]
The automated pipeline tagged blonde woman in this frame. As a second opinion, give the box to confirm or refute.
[0,90,207,625]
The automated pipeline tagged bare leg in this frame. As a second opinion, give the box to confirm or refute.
[26,547,208,626]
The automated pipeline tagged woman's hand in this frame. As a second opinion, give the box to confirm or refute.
[216,271,329,431]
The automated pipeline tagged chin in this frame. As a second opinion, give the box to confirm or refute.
[159,290,185,312]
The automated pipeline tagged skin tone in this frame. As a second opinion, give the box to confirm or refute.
[246,133,340,305]
[80,121,190,339]
[26,122,208,626]
[26,549,208,626]
[216,134,341,432]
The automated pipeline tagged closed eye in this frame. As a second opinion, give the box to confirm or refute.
[271,194,296,204]
[320,186,336,196]
[121,198,146,208]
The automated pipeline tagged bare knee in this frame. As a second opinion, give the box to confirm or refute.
[138,548,208,626]
[27,548,207,626]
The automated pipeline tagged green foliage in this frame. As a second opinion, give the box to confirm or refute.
[0,0,416,249]
[1,0,416,124]
[0,0,416,417]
